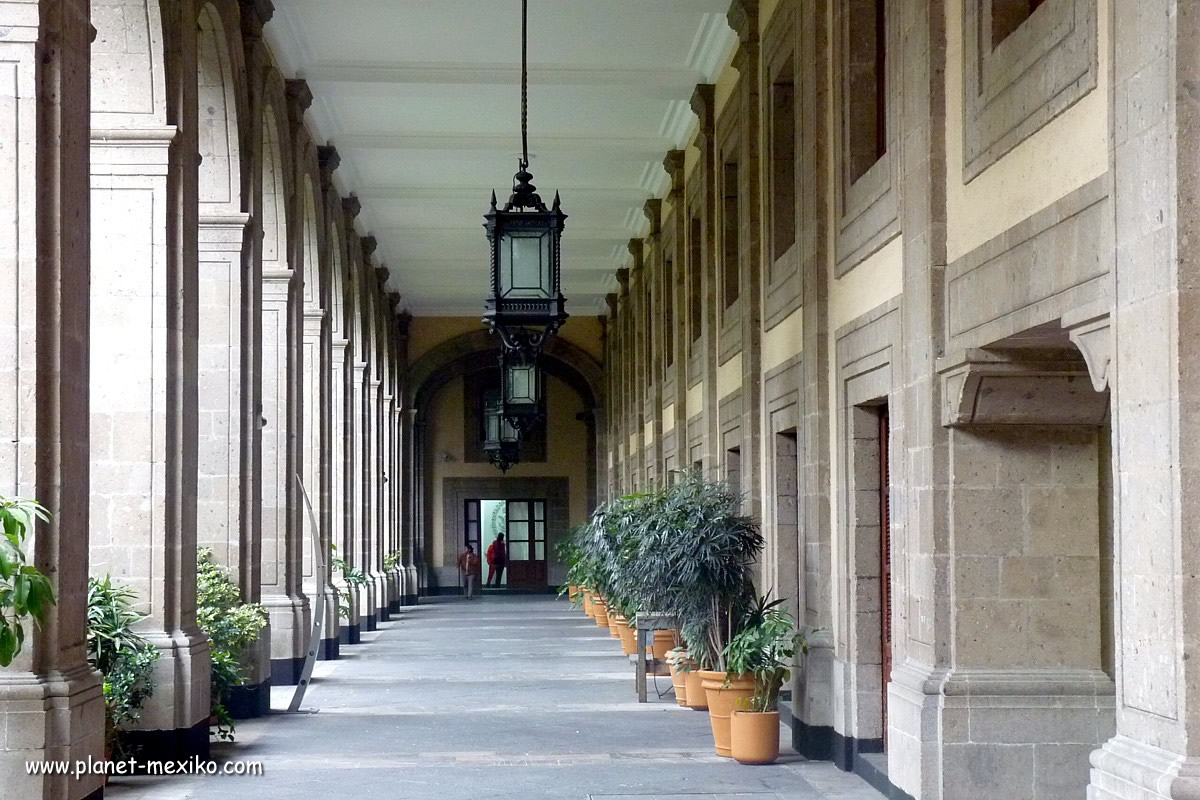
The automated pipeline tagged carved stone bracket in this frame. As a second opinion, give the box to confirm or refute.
[938,348,1109,427]
[1061,303,1112,393]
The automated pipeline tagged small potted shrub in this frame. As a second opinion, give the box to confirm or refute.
[196,548,268,740]
[724,598,799,765]
[87,575,159,760]
[0,496,56,666]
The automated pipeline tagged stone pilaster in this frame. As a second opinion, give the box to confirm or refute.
[690,82,719,478]
[1088,1,1200,797]
[0,2,105,797]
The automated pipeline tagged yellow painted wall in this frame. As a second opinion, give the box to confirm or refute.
[423,372,591,574]
[763,306,804,370]
[944,0,1109,262]
[829,235,904,331]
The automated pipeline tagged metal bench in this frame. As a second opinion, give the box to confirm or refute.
[633,612,675,703]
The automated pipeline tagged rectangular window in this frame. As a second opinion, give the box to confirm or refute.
[992,0,1048,47]
[689,216,702,344]
[847,0,886,184]
[770,58,797,263]
[722,162,740,310]
[726,446,742,495]
[664,256,675,368]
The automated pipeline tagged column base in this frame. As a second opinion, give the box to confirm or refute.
[270,656,305,687]
[317,637,339,661]
[339,623,361,645]
[1089,735,1200,800]
[792,630,835,760]
[0,662,106,800]
[122,717,210,764]
[226,679,270,719]
[264,593,311,685]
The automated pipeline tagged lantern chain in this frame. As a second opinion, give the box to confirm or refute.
[521,0,529,171]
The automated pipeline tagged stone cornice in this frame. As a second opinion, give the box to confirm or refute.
[663,150,686,196]
[690,84,716,144]
[643,200,662,237]
[239,0,274,40]
[318,146,341,190]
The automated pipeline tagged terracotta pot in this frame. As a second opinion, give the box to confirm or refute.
[651,629,677,660]
[730,710,781,765]
[608,613,624,639]
[682,668,708,710]
[668,655,689,706]
[582,590,594,617]
[568,584,579,603]
[618,619,637,655]
[700,670,756,757]
[592,598,609,626]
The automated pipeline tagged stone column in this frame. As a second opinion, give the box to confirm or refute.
[728,0,764,554]
[328,335,351,648]
[260,265,308,685]
[368,374,386,620]
[316,145,341,659]
[402,407,420,603]
[350,360,375,628]
[300,304,333,654]
[89,0,210,758]
[1088,1,1200,796]
[691,83,720,478]
[0,2,106,797]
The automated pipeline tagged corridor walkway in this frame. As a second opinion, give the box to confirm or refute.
[108,596,885,800]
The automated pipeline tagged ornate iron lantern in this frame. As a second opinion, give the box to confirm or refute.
[483,0,568,358]
[501,349,545,435]
[482,389,521,473]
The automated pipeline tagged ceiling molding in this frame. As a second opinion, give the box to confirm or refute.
[330,132,673,157]
[299,62,703,90]
[354,185,651,203]
[687,13,738,81]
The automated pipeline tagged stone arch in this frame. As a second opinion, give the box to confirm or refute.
[409,330,604,414]
[90,0,168,129]
[195,0,251,586]
[197,2,245,213]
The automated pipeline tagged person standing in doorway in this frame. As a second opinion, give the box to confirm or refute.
[458,543,480,599]
[486,533,508,587]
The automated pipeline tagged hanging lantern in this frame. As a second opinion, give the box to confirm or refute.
[501,349,545,435]
[482,0,568,358]
[482,390,521,473]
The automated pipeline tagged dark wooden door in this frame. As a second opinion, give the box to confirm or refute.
[505,499,547,589]
[879,406,892,749]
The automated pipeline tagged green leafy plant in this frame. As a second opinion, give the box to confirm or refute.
[383,550,403,571]
[332,544,370,620]
[196,548,268,741]
[723,594,795,713]
[87,575,159,755]
[654,469,762,670]
[0,496,55,667]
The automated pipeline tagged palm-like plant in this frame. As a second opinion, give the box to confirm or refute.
[656,469,762,671]
[723,594,795,712]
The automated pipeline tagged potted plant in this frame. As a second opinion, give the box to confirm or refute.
[650,470,762,754]
[196,548,268,740]
[87,575,159,760]
[0,496,56,667]
[724,597,799,765]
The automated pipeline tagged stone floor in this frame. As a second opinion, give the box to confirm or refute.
[106,595,884,800]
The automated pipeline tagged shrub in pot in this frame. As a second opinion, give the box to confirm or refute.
[0,496,56,667]
[724,597,799,765]
[196,548,268,741]
[87,575,159,759]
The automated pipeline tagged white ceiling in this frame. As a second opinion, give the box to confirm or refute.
[265,0,736,316]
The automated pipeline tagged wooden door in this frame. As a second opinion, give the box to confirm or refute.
[879,406,892,748]
[505,500,547,589]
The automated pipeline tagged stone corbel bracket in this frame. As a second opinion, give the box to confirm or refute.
[1061,303,1112,393]
[938,348,1109,427]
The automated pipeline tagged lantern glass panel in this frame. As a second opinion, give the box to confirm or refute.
[501,230,551,299]
[501,417,519,443]
[505,362,539,406]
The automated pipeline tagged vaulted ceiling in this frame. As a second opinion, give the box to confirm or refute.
[265,0,736,316]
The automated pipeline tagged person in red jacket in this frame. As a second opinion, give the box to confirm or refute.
[485,533,508,587]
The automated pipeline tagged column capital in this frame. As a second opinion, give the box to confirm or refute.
[663,150,686,196]
[690,84,716,144]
